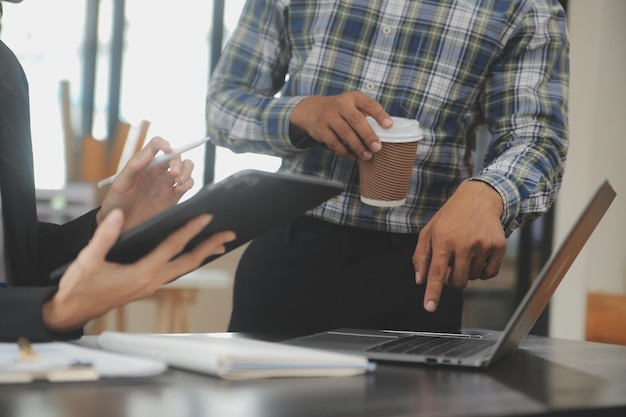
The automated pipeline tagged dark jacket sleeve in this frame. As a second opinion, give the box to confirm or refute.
[0,210,98,342]
[0,286,83,342]
[1,209,100,342]
[0,40,95,342]
[36,208,100,280]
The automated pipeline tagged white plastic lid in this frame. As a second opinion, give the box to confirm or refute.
[366,116,423,143]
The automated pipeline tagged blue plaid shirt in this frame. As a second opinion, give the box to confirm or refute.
[206,0,569,236]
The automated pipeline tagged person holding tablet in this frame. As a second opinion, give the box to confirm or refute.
[0,0,236,342]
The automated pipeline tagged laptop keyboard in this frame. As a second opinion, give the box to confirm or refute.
[366,335,497,358]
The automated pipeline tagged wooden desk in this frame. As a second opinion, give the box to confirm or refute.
[1,335,625,417]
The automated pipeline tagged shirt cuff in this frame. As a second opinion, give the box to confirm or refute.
[262,95,310,152]
[467,173,520,237]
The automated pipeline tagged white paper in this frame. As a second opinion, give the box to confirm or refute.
[0,341,166,379]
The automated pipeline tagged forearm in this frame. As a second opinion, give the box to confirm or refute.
[205,0,305,156]
[206,82,306,155]
[473,124,566,235]
[477,0,569,235]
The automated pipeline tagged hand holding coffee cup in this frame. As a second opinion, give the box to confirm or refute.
[358,117,423,207]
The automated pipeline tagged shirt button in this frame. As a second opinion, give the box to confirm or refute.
[382,26,392,35]
[365,82,375,91]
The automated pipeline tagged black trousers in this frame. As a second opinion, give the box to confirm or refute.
[228,216,463,335]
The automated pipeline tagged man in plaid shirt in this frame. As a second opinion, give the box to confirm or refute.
[206,0,569,334]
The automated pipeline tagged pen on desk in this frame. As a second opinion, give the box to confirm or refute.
[17,338,38,362]
[11,337,100,383]
[97,137,210,189]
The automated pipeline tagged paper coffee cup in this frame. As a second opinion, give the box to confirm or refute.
[358,117,423,207]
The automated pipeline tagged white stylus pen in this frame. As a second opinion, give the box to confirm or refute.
[96,137,210,189]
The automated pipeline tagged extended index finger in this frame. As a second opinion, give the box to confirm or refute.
[423,253,452,313]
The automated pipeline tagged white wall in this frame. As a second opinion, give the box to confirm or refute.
[550,0,626,340]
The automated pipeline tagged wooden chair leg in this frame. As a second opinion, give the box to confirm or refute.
[154,288,199,333]
[155,291,173,333]
[172,291,187,333]
[116,306,127,332]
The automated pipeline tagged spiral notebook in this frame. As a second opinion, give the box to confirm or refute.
[97,332,374,380]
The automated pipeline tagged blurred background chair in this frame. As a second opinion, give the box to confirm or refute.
[585,292,626,346]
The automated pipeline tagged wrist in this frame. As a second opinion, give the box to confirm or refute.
[460,180,504,218]
[42,295,78,333]
[288,96,317,147]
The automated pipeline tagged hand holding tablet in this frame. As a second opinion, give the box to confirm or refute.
[51,170,345,283]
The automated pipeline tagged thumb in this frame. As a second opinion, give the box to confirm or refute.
[82,209,125,260]
[59,209,125,288]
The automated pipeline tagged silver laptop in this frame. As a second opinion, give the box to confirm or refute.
[286,180,616,369]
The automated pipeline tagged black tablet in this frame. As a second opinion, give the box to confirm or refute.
[50,170,345,283]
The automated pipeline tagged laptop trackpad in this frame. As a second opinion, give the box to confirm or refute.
[286,330,398,352]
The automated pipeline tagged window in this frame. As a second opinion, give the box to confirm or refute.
[2,0,85,189]
[3,0,278,194]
